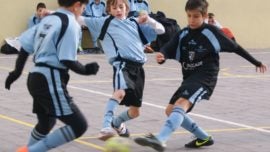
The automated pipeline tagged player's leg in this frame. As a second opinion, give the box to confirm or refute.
[135,97,190,152]
[181,114,214,148]
[99,90,125,140]
[165,103,213,148]
[112,106,140,137]
[27,106,87,151]
[27,113,56,146]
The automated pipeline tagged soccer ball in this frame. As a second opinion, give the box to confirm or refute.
[104,136,131,152]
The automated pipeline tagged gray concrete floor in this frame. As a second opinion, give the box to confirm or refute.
[0,50,269,152]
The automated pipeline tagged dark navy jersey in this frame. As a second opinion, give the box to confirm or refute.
[161,23,261,81]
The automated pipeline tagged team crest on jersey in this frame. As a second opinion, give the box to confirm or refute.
[189,51,195,61]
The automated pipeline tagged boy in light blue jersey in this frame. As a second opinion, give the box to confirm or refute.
[28,2,47,29]
[79,0,165,141]
[83,0,106,17]
[5,0,99,152]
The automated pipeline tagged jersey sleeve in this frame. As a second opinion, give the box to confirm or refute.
[19,26,37,54]
[160,31,181,60]
[213,26,262,66]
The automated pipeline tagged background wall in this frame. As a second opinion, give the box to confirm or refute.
[149,0,270,49]
[0,0,57,45]
[0,0,269,49]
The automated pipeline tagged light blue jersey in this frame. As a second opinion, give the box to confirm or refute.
[84,16,158,64]
[20,8,81,70]
[134,0,150,13]
[28,15,42,29]
[83,0,106,17]
[129,0,150,13]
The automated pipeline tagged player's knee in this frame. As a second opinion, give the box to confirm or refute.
[165,104,174,117]
[128,108,140,118]
[165,110,170,117]
[112,90,126,101]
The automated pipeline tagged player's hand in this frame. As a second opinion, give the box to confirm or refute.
[5,71,21,90]
[256,63,267,73]
[156,52,165,64]
[137,10,148,24]
[85,62,99,75]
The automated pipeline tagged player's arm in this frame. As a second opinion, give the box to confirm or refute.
[5,48,29,90]
[234,45,267,73]
[137,11,165,34]
[156,31,181,64]
[61,60,99,75]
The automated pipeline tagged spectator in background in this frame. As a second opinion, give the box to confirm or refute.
[205,12,222,28]
[128,0,151,17]
[206,12,236,41]
[82,0,107,53]
[28,2,47,28]
[83,0,106,17]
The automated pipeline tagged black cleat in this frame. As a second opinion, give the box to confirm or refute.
[185,136,214,148]
[134,134,166,152]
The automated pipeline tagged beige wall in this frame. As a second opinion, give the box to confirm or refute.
[149,0,270,49]
[0,0,58,45]
[1,0,270,49]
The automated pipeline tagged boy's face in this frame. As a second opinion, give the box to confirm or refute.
[109,0,128,19]
[186,9,207,29]
[74,2,86,18]
[37,8,46,18]
[208,17,215,25]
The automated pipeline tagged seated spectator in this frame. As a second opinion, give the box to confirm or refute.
[28,2,47,28]
[206,12,236,41]
[83,0,106,17]
[221,27,236,41]
[128,0,151,17]
[205,12,223,28]
[82,0,106,53]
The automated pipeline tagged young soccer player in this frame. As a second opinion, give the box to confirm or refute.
[134,0,267,151]
[5,0,100,151]
[79,0,165,141]
[28,2,47,28]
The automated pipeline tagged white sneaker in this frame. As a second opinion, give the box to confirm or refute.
[112,123,130,137]
[98,127,115,141]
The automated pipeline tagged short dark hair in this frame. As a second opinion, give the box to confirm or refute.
[58,0,89,7]
[208,12,214,18]
[185,0,209,15]
[36,2,46,10]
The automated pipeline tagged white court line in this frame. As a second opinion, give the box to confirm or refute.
[68,85,270,134]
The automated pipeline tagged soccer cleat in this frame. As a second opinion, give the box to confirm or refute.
[16,146,29,152]
[98,127,116,141]
[134,133,166,152]
[112,123,130,138]
[185,136,214,148]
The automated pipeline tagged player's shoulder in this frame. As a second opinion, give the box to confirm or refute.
[203,24,221,33]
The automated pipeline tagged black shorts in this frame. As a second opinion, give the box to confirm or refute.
[112,60,145,107]
[27,66,79,116]
[169,73,217,112]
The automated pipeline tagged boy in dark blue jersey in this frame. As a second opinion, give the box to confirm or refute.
[134,0,267,151]
[5,0,99,151]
